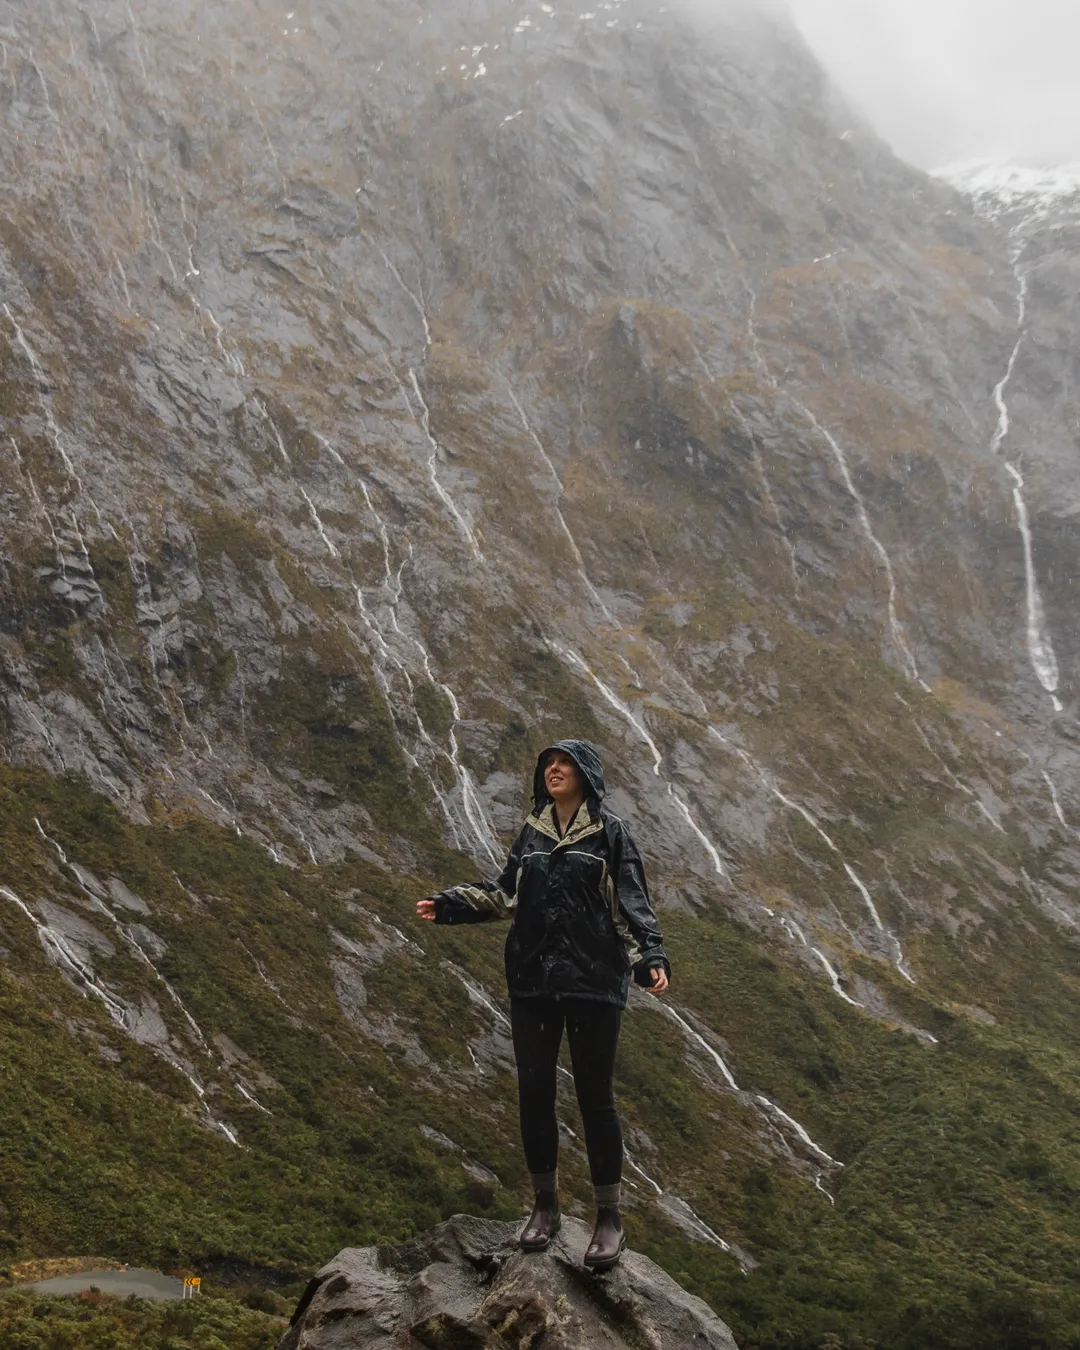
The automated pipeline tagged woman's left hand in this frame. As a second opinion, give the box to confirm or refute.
[647,966,669,994]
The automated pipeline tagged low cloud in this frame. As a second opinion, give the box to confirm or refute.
[667,0,1080,169]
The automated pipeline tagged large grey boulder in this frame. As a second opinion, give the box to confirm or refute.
[279,1214,739,1349]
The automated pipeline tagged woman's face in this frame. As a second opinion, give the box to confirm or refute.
[544,751,583,803]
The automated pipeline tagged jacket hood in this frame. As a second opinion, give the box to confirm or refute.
[532,739,607,810]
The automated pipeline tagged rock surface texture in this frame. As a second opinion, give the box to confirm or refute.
[279,1216,738,1350]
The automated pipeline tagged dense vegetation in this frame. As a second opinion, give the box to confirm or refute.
[2,756,1079,1349]
[0,1290,280,1350]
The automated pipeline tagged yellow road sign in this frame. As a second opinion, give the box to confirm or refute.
[183,1277,201,1287]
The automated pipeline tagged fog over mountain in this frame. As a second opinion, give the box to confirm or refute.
[689,0,1080,168]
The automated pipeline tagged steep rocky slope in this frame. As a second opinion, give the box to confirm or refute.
[2,2,1080,1347]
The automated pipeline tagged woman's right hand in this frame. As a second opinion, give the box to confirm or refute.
[416,898,437,921]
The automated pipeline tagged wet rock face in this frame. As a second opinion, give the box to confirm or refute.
[1,0,1080,1170]
[4,4,1080,1338]
[279,1214,739,1350]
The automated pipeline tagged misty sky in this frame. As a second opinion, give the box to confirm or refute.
[784,0,1080,168]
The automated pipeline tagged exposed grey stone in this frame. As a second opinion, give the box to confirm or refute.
[107,878,151,915]
[36,902,116,961]
[126,923,168,962]
[279,1215,739,1350]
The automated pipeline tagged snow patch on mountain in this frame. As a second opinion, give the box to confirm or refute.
[937,159,1080,220]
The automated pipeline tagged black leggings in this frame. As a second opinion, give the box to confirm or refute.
[510,997,623,1188]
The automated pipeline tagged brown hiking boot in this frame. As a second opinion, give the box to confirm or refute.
[584,1204,626,1272]
[519,1190,561,1251]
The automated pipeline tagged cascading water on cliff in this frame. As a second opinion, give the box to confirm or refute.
[943,169,1065,712]
[549,641,728,879]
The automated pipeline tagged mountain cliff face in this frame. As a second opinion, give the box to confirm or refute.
[2,2,1080,1346]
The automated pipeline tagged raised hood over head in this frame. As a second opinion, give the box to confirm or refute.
[532,740,607,810]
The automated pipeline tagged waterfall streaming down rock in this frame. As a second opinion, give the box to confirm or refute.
[3,4,1080,1335]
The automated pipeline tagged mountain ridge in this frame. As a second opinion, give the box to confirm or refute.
[1,2,1080,1346]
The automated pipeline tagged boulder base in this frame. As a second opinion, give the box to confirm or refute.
[280,1214,739,1349]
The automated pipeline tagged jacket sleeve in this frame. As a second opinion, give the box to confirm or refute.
[432,828,525,925]
[611,823,672,985]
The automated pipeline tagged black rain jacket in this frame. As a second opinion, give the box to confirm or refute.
[433,740,671,1007]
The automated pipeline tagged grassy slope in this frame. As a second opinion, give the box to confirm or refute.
[1,759,1079,1350]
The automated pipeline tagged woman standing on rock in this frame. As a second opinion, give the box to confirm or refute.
[416,740,671,1273]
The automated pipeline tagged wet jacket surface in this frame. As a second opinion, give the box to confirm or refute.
[433,740,671,1007]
